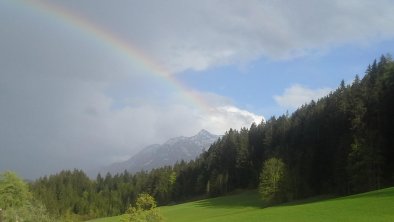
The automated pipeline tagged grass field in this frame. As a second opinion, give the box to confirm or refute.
[87,187,394,222]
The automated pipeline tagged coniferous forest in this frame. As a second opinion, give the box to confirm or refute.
[29,55,394,220]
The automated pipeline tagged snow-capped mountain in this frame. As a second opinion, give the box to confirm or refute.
[101,130,219,174]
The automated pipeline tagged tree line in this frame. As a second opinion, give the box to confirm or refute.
[29,55,394,220]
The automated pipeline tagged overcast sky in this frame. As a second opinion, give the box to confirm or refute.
[1,0,394,179]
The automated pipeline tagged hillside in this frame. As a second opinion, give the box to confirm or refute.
[31,56,394,220]
[88,187,394,222]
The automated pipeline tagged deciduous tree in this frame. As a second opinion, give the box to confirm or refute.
[259,158,288,203]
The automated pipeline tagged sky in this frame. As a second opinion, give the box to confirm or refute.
[1,0,394,179]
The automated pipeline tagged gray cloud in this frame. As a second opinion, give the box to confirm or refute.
[0,19,261,177]
[0,71,262,178]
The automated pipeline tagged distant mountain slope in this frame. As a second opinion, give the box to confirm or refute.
[102,129,219,174]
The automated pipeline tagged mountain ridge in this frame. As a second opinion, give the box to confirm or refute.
[100,129,219,175]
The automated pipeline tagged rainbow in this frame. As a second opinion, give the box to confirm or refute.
[17,0,212,112]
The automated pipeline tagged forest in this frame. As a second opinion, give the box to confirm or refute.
[21,55,394,220]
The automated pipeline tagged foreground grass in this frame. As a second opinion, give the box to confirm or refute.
[87,187,394,222]
[86,215,124,222]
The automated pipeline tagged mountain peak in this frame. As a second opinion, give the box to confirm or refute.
[195,129,215,138]
[197,129,211,136]
[101,130,219,175]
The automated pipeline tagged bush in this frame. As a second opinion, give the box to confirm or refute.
[123,193,164,222]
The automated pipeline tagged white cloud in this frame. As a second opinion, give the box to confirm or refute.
[55,0,394,73]
[274,84,332,109]
[201,106,264,134]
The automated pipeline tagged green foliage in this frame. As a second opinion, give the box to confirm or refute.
[123,193,163,222]
[30,169,97,219]
[2,199,55,222]
[0,171,31,209]
[259,158,288,203]
[0,171,55,222]
[31,167,179,220]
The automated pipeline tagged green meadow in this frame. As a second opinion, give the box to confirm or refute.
[87,187,394,222]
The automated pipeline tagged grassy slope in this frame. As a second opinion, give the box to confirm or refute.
[86,215,124,222]
[87,187,394,222]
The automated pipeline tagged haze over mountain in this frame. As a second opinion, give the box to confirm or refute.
[100,130,219,175]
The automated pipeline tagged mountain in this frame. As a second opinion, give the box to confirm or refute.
[102,129,219,175]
